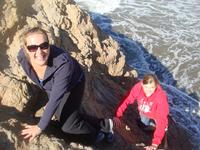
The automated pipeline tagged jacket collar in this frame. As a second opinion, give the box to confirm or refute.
[43,46,67,80]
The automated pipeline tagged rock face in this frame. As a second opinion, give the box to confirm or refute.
[0,0,193,150]
[0,0,136,113]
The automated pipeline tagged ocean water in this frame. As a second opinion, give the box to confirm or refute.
[75,0,200,148]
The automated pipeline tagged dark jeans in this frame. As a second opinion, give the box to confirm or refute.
[55,79,107,140]
[54,78,97,136]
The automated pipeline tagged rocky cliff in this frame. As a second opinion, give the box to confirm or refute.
[0,0,193,150]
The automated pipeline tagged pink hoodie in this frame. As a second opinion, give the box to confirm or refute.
[116,81,169,145]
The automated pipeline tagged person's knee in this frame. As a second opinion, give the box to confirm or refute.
[61,112,96,135]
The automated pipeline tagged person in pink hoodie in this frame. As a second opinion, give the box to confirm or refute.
[115,74,169,150]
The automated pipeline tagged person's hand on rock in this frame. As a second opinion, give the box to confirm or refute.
[21,124,42,142]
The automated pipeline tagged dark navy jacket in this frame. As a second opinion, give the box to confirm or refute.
[17,45,84,130]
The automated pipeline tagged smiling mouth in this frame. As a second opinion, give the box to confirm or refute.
[35,55,47,61]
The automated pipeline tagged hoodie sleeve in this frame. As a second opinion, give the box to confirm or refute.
[115,83,140,118]
[38,61,72,130]
[152,92,169,146]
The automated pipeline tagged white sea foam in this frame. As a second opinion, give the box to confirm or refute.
[74,0,121,14]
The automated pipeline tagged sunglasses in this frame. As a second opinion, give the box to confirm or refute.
[26,42,49,52]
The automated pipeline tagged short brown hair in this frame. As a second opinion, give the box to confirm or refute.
[21,27,49,46]
[142,74,159,85]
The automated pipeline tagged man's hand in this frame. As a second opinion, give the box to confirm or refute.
[21,124,42,142]
[144,144,158,150]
